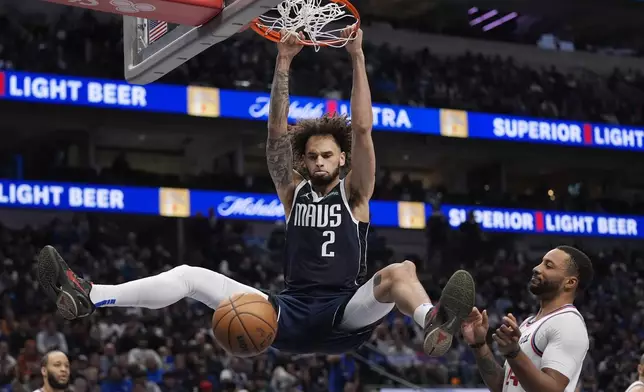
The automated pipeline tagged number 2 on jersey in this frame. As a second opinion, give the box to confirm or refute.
[322,231,335,257]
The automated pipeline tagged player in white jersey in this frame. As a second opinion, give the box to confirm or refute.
[33,350,69,392]
[461,245,594,392]
[625,354,644,392]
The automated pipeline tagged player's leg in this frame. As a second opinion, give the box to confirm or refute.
[339,260,474,357]
[37,245,267,320]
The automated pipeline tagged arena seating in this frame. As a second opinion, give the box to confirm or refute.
[0,212,640,391]
[0,6,642,392]
[1,11,644,126]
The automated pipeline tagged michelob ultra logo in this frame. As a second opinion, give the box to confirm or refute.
[216,195,285,218]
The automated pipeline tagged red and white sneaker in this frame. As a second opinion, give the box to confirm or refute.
[37,245,95,320]
[423,270,475,356]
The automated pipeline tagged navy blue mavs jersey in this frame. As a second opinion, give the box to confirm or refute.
[284,179,369,294]
[269,178,375,354]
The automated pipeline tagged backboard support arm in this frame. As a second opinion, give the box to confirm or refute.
[124,0,282,85]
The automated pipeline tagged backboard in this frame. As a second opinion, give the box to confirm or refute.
[123,0,282,85]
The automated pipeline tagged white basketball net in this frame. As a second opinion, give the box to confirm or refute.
[255,0,358,51]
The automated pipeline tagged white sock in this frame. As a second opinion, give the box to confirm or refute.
[88,265,267,310]
[413,303,434,328]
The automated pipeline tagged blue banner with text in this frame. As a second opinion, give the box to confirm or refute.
[0,70,187,114]
[0,180,640,239]
[216,90,437,134]
[2,70,644,151]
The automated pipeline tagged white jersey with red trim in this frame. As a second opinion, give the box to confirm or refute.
[626,380,644,392]
[502,304,589,392]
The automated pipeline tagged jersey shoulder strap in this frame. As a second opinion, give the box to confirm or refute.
[287,179,309,222]
[626,381,644,392]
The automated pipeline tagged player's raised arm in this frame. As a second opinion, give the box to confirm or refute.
[343,26,376,209]
[462,308,504,392]
[267,32,305,213]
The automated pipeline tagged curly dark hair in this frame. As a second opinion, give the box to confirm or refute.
[290,114,352,176]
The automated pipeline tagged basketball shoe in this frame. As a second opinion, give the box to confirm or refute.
[423,269,475,356]
[37,245,95,320]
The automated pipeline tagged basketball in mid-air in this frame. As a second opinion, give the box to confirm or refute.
[212,293,278,357]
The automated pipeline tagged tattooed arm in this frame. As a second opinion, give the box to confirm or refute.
[267,58,296,191]
[267,33,304,218]
[342,28,375,222]
[462,308,504,392]
[473,344,505,392]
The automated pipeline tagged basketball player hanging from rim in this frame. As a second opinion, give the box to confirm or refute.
[35,26,475,356]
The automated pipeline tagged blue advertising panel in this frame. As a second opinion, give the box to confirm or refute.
[2,70,644,151]
[217,90,438,134]
[466,112,644,151]
[0,180,159,214]
[0,180,641,239]
[0,71,187,114]
[443,205,640,238]
[189,191,400,227]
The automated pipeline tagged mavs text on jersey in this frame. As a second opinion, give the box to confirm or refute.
[283,178,369,295]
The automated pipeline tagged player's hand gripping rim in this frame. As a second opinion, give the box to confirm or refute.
[277,30,305,59]
[340,24,362,56]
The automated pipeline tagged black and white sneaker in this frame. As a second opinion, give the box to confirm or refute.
[37,245,95,320]
[423,270,475,356]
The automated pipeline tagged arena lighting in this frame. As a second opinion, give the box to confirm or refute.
[470,9,499,26]
[482,11,519,31]
[468,7,520,31]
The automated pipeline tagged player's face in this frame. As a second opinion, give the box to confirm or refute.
[303,135,346,186]
[529,249,573,298]
[42,352,70,390]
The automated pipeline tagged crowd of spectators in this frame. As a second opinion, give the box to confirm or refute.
[0,210,642,392]
[2,8,644,126]
[0,7,643,392]
[2,7,644,217]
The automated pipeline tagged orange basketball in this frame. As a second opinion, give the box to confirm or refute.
[212,293,278,357]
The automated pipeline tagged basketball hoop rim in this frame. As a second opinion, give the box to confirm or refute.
[249,0,361,47]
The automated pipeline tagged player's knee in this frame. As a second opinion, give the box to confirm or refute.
[379,260,417,286]
[390,260,417,282]
[373,261,417,301]
[170,264,206,279]
[172,264,192,275]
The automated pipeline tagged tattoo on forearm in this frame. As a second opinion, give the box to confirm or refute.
[476,351,504,392]
[266,134,293,189]
[268,70,290,131]
[267,67,293,189]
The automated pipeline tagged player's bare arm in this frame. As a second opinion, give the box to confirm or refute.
[462,308,504,392]
[495,314,571,392]
[342,26,375,222]
[473,345,505,392]
[507,357,570,392]
[267,32,305,216]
